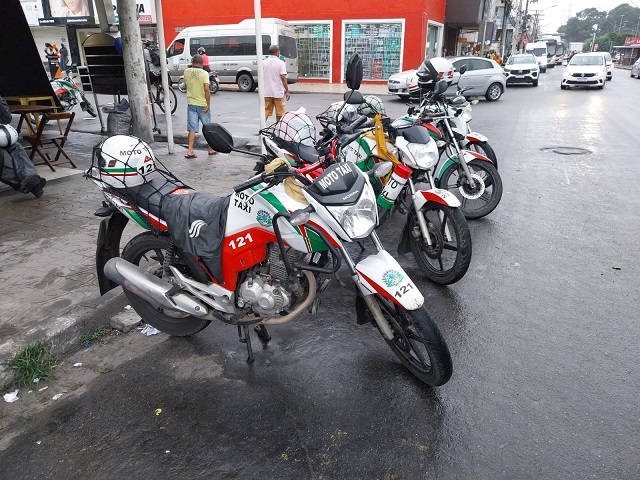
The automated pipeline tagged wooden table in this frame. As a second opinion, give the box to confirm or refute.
[9,104,59,135]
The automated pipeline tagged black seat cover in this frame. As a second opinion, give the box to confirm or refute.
[274,137,321,164]
[123,176,189,219]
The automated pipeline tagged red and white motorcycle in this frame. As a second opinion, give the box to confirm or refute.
[50,68,97,117]
[85,95,453,385]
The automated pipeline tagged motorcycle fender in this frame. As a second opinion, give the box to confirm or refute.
[397,220,412,256]
[436,150,492,181]
[466,131,488,143]
[413,188,461,210]
[355,250,424,310]
[96,211,129,295]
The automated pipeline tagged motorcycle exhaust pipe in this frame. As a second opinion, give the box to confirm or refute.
[104,258,208,317]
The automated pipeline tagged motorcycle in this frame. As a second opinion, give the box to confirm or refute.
[85,54,453,387]
[51,67,97,117]
[178,71,219,94]
[260,94,472,285]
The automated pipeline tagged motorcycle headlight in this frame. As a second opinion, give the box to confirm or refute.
[460,104,473,122]
[326,186,377,239]
[406,141,440,169]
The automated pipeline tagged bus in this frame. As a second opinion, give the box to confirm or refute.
[166,18,298,92]
[537,35,566,66]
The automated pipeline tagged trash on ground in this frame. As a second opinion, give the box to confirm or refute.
[73,362,83,367]
[33,378,40,384]
[36,440,42,445]
[155,408,162,415]
[52,394,63,401]
[124,305,132,310]
[38,386,49,392]
[3,390,19,403]
[140,325,161,336]
[612,266,621,270]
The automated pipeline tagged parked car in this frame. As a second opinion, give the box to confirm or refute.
[387,66,421,98]
[561,52,607,90]
[602,52,613,80]
[503,53,540,87]
[631,58,640,78]
[448,57,506,101]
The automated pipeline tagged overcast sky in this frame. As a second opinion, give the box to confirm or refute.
[532,0,639,33]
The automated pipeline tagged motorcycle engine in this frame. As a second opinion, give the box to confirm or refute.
[236,245,305,317]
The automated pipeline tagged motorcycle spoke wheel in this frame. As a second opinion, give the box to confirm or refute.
[374,298,452,386]
[121,233,211,336]
[408,205,472,285]
[439,159,503,220]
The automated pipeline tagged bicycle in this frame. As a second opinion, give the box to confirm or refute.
[150,80,177,115]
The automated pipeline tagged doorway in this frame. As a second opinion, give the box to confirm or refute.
[426,22,443,58]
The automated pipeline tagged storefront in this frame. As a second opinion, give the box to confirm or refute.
[160,1,447,84]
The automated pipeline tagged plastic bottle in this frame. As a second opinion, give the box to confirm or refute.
[376,163,412,209]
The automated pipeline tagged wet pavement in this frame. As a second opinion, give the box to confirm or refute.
[0,67,639,479]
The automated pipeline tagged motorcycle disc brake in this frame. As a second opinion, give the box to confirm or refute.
[458,173,485,200]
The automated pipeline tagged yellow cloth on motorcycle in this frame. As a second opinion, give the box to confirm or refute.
[264,158,308,204]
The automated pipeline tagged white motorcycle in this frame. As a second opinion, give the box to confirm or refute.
[51,68,97,117]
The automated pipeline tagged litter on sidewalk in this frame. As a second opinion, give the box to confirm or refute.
[140,325,161,336]
[4,390,20,403]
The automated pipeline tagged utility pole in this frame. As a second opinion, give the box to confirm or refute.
[479,0,490,56]
[119,1,154,143]
[518,0,531,52]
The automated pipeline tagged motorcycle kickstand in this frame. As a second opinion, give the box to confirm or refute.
[237,325,255,363]
[254,324,271,342]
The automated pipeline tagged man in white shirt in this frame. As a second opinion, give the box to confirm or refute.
[263,45,291,121]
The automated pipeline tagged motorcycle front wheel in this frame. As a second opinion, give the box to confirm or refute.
[83,101,97,117]
[121,233,211,336]
[438,159,503,220]
[408,204,472,285]
[178,78,186,93]
[209,80,219,94]
[373,297,452,386]
[157,87,178,115]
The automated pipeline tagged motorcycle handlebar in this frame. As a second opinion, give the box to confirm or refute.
[338,115,369,134]
[233,174,265,193]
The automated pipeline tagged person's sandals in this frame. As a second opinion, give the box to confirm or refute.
[208,151,218,156]
[185,154,197,159]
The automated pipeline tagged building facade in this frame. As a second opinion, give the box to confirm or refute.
[161,1,446,83]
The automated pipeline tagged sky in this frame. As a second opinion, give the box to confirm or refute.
[532,0,639,33]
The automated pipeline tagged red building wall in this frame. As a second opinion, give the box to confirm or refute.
[161,1,445,83]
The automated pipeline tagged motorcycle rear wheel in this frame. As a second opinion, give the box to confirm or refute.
[178,78,186,93]
[438,159,503,220]
[121,233,211,336]
[209,80,219,94]
[373,298,452,386]
[408,204,472,285]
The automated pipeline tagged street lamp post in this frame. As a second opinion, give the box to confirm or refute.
[591,24,598,51]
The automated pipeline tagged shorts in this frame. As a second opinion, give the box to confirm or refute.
[265,97,286,119]
[187,104,211,132]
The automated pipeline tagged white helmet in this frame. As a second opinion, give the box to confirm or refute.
[416,57,455,89]
[0,124,19,148]
[358,95,386,117]
[96,135,156,188]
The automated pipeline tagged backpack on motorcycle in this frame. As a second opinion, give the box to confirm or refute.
[149,48,162,67]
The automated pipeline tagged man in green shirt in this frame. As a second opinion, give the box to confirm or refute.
[184,54,216,158]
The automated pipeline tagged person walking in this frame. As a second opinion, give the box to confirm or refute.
[59,43,69,75]
[183,54,216,158]
[263,45,290,122]
[0,96,46,198]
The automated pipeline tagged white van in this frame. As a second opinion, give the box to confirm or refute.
[166,18,298,92]
[525,42,549,73]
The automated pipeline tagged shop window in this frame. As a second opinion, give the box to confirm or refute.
[344,22,402,80]
[292,23,330,79]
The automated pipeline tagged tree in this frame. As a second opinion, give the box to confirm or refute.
[557,4,639,42]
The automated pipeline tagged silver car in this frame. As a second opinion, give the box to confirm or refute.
[631,58,640,78]
[447,57,507,101]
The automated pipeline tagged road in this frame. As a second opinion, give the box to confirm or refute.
[1,67,639,479]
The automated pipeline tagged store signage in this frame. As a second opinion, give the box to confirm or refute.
[38,0,96,26]
[112,0,156,25]
[20,0,42,26]
[624,37,640,46]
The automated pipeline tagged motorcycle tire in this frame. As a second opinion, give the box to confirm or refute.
[408,204,472,285]
[157,87,178,115]
[371,297,452,386]
[121,233,211,336]
[178,78,186,93]
[209,81,219,94]
[466,140,498,170]
[83,101,97,118]
[438,159,503,220]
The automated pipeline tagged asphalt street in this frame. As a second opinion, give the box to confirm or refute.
[1,66,639,479]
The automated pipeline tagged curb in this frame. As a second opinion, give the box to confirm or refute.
[0,288,127,389]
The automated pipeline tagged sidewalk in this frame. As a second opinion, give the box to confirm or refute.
[0,131,257,386]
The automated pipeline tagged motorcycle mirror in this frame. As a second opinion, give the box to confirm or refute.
[345,53,363,90]
[434,79,449,95]
[202,123,234,154]
[459,64,468,75]
[368,161,393,178]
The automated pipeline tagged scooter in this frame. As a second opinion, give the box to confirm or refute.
[51,67,97,117]
[178,71,219,94]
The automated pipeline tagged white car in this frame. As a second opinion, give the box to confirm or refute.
[561,53,607,90]
[602,52,613,80]
[503,54,540,87]
[387,66,423,98]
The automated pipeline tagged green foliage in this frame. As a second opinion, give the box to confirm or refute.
[4,340,59,387]
[558,3,640,42]
[79,327,111,345]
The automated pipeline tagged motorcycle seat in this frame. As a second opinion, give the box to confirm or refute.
[124,176,192,220]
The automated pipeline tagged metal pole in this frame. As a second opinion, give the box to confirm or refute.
[254,0,266,143]
[479,0,489,55]
[519,0,531,52]
[155,0,174,153]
